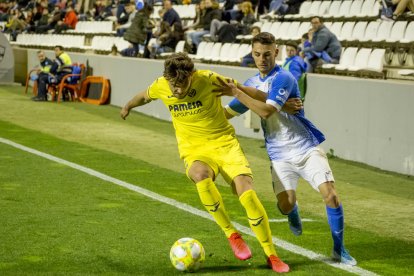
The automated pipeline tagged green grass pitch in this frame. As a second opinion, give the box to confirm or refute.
[0,86,413,275]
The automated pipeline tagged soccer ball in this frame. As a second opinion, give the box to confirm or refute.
[170,237,205,272]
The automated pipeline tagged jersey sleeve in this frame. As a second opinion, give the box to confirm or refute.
[146,78,161,100]
[266,73,292,112]
[224,77,254,116]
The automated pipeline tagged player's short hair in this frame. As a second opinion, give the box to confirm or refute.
[285,41,298,50]
[252,32,276,46]
[310,16,323,23]
[163,53,195,84]
[55,45,64,51]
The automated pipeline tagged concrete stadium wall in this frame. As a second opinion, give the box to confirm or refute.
[25,49,414,176]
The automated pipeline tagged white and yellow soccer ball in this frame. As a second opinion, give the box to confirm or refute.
[170,237,205,272]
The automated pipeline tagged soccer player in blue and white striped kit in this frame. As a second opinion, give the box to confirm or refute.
[218,32,357,266]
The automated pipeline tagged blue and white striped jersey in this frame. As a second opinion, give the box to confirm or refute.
[226,66,325,161]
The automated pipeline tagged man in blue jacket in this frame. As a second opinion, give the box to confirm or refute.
[303,16,342,72]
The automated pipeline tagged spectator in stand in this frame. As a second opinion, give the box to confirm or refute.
[386,0,414,20]
[5,9,26,40]
[150,22,184,58]
[187,0,222,48]
[34,46,72,102]
[183,0,205,31]
[54,4,77,33]
[93,0,113,21]
[302,16,341,73]
[162,0,181,26]
[123,3,154,57]
[282,41,307,99]
[115,2,136,37]
[34,7,50,33]
[241,25,260,67]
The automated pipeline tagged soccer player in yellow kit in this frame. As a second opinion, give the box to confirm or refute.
[120,53,289,273]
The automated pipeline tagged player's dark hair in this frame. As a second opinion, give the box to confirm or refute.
[55,45,64,51]
[285,41,298,50]
[310,16,323,23]
[251,32,276,46]
[163,53,195,84]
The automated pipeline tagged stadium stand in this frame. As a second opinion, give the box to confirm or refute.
[5,1,412,82]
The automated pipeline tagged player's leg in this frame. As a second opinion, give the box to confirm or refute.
[271,161,302,236]
[303,148,357,266]
[233,175,289,273]
[187,160,238,239]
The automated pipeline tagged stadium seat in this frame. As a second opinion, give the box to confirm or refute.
[360,21,381,44]
[261,21,273,33]
[355,0,377,19]
[296,22,312,40]
[203,42,222,62]
[400,21,414,44]
[371,21,393,43]
[398,69,414,76]
[338,22,356,41]
[275,22,292,41]
[324,1,342,18]
[328,22,343,38]
[334,0,353,19]
[363,48,386,76]
[385,21,408,43]
[221,43,240,63]
[214,43,232,63]
[236,44,252,64]
[318,1,332,17]
[269,22,282,38]
[347,48,372,72]
[333,47,358,71]
[281,21,301,41]
[346,21,368,45]
[345,0,364,18]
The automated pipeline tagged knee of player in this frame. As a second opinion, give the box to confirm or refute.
[277,200,296,214]
[191,173,211,183]
[323,191,340,207]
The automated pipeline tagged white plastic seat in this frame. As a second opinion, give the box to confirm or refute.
[275,22,291,40]
[361,21,380,42]
[333,0,353,18]
[295,22,311,40]
[236,44,252,63]
[334,47,358,70]
[329,22,343,37]
[322,47,357,69]
[276,45,287,65]
[305,1,322,17]
[222,43,240,63]
[385,21,408,43]
[203,42,222,61]
[190,41,209,60]
[345,0,363,18]
[214,43,232,62]
[324,1,342,18]
[371,21,393,42]
[364,48,385,72]
[268,22,281,38]
[318,1,332,16]
[281,21,300,40]
[261,21,273,33]
[358,0,379,17]
[349,21,368,42]
[338,22,355,41]
[159,40,186,57]
[400,21,414,43]
[347,48,372,71]
[398,69,414,76]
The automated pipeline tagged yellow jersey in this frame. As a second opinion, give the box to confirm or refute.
[147,70,236,157]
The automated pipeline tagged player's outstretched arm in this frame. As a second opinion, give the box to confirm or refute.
[237,84,267,102]
[120,91,152,120]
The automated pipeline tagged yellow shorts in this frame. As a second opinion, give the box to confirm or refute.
[183,138,252,184]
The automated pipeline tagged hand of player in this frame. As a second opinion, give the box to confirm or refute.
[212,77,238,97]
[120,107,130,120]
[282,98,303,114]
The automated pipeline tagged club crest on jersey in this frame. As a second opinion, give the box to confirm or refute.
[188,89,196,97]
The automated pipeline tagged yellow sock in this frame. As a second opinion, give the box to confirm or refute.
[239,189,277,257]
[196,178,236,238]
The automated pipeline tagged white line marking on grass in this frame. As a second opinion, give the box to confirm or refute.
[269,218,314,223]
[0,137,377,276]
